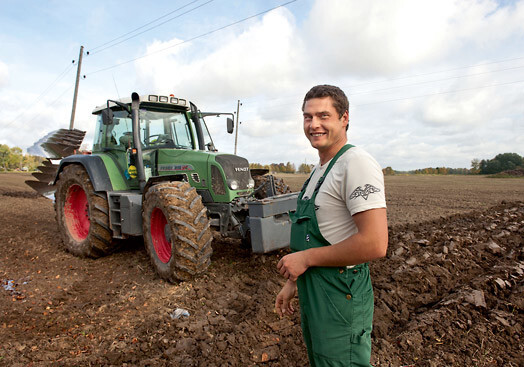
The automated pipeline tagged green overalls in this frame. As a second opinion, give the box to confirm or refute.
[290,145,374,367]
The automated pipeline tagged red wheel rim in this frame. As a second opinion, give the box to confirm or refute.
[150,208,172,263]
[64,184,90,241]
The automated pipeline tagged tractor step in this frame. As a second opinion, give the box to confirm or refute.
[108,192,143,238]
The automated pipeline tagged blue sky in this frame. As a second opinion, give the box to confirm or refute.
[1,0,524,171]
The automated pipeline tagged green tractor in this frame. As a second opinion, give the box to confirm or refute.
[26,93,296,282]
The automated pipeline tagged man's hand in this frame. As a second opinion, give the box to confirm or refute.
[275,279,297,317]
[277,251,309,281]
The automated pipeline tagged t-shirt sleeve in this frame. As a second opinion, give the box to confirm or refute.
[344,150,386,216]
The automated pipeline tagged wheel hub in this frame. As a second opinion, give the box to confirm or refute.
[150,208,172,263]
[64,184,90,241]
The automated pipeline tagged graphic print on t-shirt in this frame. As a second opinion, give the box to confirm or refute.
[349,184,381,200]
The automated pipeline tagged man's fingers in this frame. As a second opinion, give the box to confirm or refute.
[275,299,283,317]
[277,258,283,270]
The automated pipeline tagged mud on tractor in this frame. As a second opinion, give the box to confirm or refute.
[26,93,296,282]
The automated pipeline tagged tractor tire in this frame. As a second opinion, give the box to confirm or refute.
[252,175,292,199]
[142,181,213,282]
[54,164,115,258]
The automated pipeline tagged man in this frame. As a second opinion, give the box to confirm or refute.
[275,85,388,366]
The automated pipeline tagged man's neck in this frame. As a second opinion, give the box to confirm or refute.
[318,139,347,166]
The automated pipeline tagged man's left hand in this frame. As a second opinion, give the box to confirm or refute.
[277,251,309,281]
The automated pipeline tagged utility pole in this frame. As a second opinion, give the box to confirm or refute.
[69,45,84,130]
[234,99,242,155]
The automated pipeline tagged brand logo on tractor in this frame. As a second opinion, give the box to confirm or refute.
[159,164,195,172]
[235,167,249,172]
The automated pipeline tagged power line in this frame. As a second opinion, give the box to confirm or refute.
[354,78,524,108]
[3,62,76,128]
[15,83,76,129]
[86,0,298,75]
[239,55,524,105]
[349,64,524,96]
[237,63,524,115]
[346,55,524,90]
[240,78,524,123]
[87,0,213,55]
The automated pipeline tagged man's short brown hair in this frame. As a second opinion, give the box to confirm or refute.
[302,85,349,119]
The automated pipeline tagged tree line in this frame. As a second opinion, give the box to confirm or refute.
[250,162,316,174]
[472,153,524,174]
[399,152,523,175]
[1,143,521,176]
[0,144,43,172]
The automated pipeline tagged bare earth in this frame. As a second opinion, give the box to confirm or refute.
[1,172,523,366]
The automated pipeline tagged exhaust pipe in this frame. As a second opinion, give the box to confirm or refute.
[131,92,146,192]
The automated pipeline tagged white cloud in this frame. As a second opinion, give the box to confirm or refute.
[135,8,303,102]
[0,61,8,88]
[302,0,524,76]
[2,0,523,171]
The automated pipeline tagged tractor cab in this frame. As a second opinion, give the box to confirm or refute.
[92,99,216,153]
[90,94,253,203]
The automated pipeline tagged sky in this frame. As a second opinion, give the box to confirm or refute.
[1,0,523,171]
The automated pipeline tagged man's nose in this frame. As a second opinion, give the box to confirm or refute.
[310,116,321,128]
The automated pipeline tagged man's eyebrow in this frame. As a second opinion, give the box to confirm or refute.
[303,110,330,114]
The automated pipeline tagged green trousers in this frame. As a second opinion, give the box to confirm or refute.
[290,145,373,366]
[297,264,373,366]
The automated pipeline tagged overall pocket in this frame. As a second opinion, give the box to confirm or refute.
[289,209,313,252]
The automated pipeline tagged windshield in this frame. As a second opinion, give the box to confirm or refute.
[93,109,195,151]
[140,109,194,149]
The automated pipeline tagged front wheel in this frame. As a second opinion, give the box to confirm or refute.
[54,164,115,257]
[142,182,213,282]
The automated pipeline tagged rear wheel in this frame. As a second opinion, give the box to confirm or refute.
[142,181,213,282]
[54,164,114,257]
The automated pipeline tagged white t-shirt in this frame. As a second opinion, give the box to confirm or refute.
[302,146,386,245]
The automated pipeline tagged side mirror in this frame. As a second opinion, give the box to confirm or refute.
[102,108,114,125]
[227,117,234,134]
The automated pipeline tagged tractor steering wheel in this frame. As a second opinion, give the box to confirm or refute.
[145,134,171,145]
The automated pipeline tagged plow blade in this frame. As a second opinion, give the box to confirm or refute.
[25,179,56,197]
[31,171,56,183]
[35,164,57,175]
[25,129,86,197]
[25,158,60,197]
[26,129,85,159]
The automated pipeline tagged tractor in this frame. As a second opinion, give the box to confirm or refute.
[26,92,297,282]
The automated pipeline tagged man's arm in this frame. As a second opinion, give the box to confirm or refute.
[277,208,388,281]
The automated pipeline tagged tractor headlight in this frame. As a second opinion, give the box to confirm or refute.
[228,179,239,190]
[248,178,254,189]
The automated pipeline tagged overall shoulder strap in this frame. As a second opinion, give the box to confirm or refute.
[311,144,354,198]
[298,169,315,200]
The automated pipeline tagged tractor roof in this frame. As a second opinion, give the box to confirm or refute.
[92,94,190,114]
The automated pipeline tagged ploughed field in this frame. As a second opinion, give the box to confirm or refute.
[1,172,523,366]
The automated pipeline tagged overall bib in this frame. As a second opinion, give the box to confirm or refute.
[290,145,374,367]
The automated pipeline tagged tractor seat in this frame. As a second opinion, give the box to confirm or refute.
[119,133,133,148]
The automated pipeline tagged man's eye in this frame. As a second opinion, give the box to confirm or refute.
[321,114,329,119]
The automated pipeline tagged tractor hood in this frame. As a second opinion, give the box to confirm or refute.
[215,154,251,188]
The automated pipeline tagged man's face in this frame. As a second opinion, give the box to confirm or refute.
[302,97,348,153]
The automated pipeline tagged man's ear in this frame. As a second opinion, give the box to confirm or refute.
[341,110,349,128]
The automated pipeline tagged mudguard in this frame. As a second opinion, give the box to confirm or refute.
[54,155,113,192]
